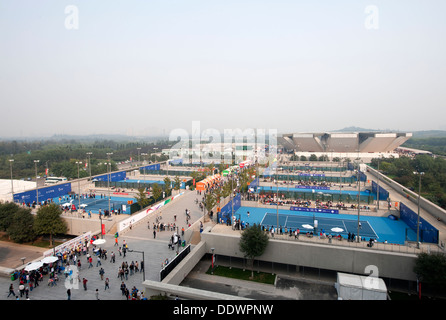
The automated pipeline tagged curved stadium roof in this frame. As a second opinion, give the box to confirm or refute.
[278,132,412,153]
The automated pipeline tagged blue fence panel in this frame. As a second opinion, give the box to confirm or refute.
[371,181,389,201]
[93,171,126,182]
[14,183,72,204]
[250,177,259,188]
[400,202,438,244]
[141,163,161,171]
[219,193,242,224]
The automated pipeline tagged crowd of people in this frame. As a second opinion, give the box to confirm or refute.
[6,235,146,300]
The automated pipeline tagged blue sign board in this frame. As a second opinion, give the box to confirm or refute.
[295,185,330,190]
[290,206,339,214]
[14,183,72,204]
[141,163,161,171]
[93,171,126,182]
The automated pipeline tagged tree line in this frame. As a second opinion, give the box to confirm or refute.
[370,155,446,209]
[0,202,67,245]
[402,137,446,156]
[0,139,171,181]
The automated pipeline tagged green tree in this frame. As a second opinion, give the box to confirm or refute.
[203,192,217,219]
[190,171,201,183]
[0,202,21,231]
[222,177,235,199]
[173,176,181,194]
[414,252,446,293]
[163,176,172,197]
[134,187,150,210]
[34,203,68,248]
[239,224,269,278]
[7,207,36,243]
[309,154,318,161]
[152,183,163,202]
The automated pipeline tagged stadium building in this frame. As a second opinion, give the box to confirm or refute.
[278,132,412,161]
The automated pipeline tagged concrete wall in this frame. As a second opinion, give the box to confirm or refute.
[63,216,115,236]
[161,241,208,285]
[143,279,251,300]
[201,228,418,281]
[367,165,446,222]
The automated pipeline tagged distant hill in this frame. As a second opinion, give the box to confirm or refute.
[411,130,446,138]
[334,127,383,132]
[334,127,446,138]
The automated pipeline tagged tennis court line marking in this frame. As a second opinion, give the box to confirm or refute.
[260,212,267,226]
[262,213,378,236]
[367,222,379,240]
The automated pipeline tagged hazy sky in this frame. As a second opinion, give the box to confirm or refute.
[1,0,445,138]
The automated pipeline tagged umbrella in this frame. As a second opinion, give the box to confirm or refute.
[41,256,59,264]
[302,224,313,229]
[92,239,106,245]
[24,261,43,272]
[80,204,88,208]
[331,227,344,233]
[62,203,71,207]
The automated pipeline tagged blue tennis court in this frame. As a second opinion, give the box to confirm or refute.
[232,206,417,244]
[52,195,134,214]
[257,186,373,197]
[122,179,166,184]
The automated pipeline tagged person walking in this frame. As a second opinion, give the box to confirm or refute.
[67,288,71,300]
[7,283,16,298]
[120,282,126,296]
[122,245,127,258]
[19,284,25,297]
[82,278,88,291]
[96,256,102,267]
[104,278,110,291]
[99,267,105,280]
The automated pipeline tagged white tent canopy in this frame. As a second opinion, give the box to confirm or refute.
[335,272,387,300]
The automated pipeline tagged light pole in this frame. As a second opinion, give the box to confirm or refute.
[9,159,14,202]
[76,161,82,213]
[86,152,93,181]
[128,249,145,281]
[34,160,40,206]
[141,153,147,186]
[376,158,381,210]
[414,171,425,248]
[106,153,113,216]
[355,160,362,243]
[137,147,141,164]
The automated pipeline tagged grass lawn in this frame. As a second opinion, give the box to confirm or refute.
[206,264,276,285]
[0,232,65,248]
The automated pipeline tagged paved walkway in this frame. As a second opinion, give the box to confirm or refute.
[1,173,444,300]
[0,189,206,300]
